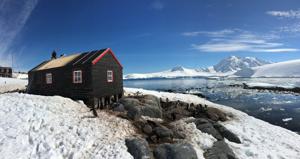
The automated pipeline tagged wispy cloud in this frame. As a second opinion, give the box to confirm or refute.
[0,0,38,66]
[151,1,164,10]
[267,10,300,18]
[182,29,235,37]
[185,29,298,53]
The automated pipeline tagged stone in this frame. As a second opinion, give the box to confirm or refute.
[153,126,173,139]
[120,98,140,110]
[142,124,153,135]
[206,107,227,121]
[213,123,241,144]
[127,106,141,121]
[153,143,198,159]
[143,95,160,106]
[113,103,125,112]
[125,138,152,159]
[140,106,162,118]
[204,140,237,159]
[193,118,223,140]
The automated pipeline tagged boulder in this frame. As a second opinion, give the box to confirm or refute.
[213,123,241,144]
[113,103,125,112]
[143,95,160,106]
[125,138,152,159]
[120,98,140,110]
[142,124,153,135]
[127,106,141,121]
[153,126,173,139]
[206,107,227,121]
[193,118,223,140]
[154,143,197,159]
[204,140,237,159]
[140,106,162,118]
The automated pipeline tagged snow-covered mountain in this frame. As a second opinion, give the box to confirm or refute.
[213,56,271,72]
[235,59,300,77]
[124,56,271,79]
[123,66,228,79]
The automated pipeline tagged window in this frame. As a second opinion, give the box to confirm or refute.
[46,73,52,84]
[73,70,82,83]
[107,70,113,82]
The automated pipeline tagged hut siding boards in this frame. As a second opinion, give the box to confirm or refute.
[28,49,123,104]
[92,52,123,98]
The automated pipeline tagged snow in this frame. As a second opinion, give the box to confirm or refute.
[124,66,230,79]
[0,77,27,93]
[235,59,300,77]
[0,93,135,159]
[282,118,293,122]
[124,87,300,159]
[124,56,271,79]
[12,72,28,79]
[246,82,296,89]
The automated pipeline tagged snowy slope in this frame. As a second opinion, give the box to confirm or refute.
[213,56,271,72]
[125,88,300,159]
[124,66,228,79]
[0,93,135,159]
[235,59,300,77]
[0,77,27,93]
[124,56,271,79]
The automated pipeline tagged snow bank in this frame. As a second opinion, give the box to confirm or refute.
[0,77,27,93]
[235,59,300,77]
[125,87,300,159]
[246,82,296,89]
[0,93,135,159]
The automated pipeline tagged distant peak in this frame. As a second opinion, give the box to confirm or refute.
[171,66,185,72]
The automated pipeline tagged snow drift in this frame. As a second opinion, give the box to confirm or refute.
[0,77,27,93]
[0,93,135,159]
[235,59,300,77]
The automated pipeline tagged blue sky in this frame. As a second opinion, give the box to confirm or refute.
[1,0,300,74]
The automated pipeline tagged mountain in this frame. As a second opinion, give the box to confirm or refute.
[123,66,227,79]
[124,56,272,79]
[234,59,300,77]
[213,56,271,72]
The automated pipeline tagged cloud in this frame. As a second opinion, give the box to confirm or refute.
[182,29,235,37]
[151,1,164,10]
[187,29,298,53]
[0,0,38,66]
[267,10,300,18]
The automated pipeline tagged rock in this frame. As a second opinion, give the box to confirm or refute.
[127,106,141,121]
[153,143,197,159]
[153,126,173,139]
[204,140,237,159]
[193,118,223,140]
[113,103,125,112]
[140,106,162,118]
[120,98,140,110]
[206,107,227,121]
[142,124,153,135]
[213,123,241,144]
[143,95,160,106]
[125,138,152,159]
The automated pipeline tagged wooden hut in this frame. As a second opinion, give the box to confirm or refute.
[0,67,12,78]
[28,48,123,107]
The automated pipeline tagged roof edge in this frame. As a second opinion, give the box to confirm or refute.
[92,48,123,68]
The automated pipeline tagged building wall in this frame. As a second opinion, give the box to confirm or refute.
[0,67,12,78]
[28,64,93,101]
[92,51,123,98]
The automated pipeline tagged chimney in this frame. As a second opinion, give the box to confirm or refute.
[51,50,57,59]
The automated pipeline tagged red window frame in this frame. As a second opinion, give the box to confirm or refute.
[46,73,52,84]
[107,70,113,82]
[73,70,82,83]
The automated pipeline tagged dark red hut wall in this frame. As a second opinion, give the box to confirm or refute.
[92,51,123,97]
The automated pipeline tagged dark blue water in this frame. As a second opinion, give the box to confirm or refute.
[124,78,300,133]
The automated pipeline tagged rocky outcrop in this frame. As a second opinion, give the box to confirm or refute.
[204,141,237,159]
[125,138,152,159]
[154,143,198,159]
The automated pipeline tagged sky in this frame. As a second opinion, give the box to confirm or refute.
[1,0,300,74]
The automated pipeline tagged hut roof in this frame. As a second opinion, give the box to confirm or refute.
[30,48,122,72]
